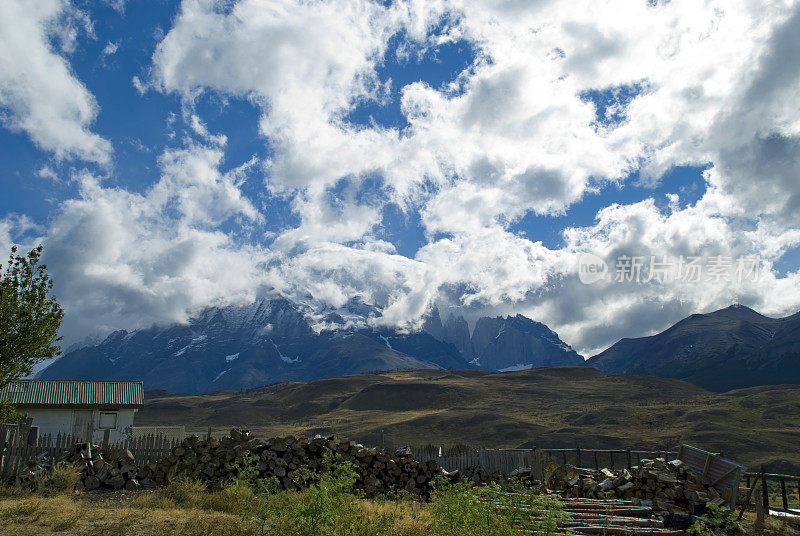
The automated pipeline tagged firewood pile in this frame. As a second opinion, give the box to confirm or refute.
[139,429,443,497]
[559,457,731,520]
[15,442,156,491]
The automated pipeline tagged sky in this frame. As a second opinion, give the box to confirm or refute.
[2,0,800,357]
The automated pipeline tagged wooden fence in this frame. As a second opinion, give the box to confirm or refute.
[537,446,679,471]
[412,445,546,480]
[412,444,679,477]
[0,422,178,479]
[741,468,800,516]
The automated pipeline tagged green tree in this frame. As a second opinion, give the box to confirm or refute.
[0,245,64,388]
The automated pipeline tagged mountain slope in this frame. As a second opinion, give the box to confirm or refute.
[423,309,583,369]
[39,298,453,394]
[42,297,583,393]
[471,314,584,370]
[136,367,800,472]
[588,305,800,391]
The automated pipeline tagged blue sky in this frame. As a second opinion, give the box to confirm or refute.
[2,0,800,355]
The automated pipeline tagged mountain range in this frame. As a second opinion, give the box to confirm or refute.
[39,298,799,394]
[588,304,800,391]
[39,297,583,393]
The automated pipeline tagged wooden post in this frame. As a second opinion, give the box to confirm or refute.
[760,465,769,513]
[102,429,110,453]
[781,479,789,511]
[380,430,384,451]
[738,471,760,522]
[576,446,582,468]
[206,426,212,441]
[593,450,599,470]
[755,488,765,532]
[746,474,751,488]
[626,448,632,469]
[562,451,567,465]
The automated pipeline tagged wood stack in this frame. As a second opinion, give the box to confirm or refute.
[557,497,687,535]
[139,430,443,497]
[560,457,730,520]
[15,442,154,491]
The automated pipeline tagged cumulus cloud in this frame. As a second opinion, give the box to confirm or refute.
[0,0,111,164]
[38,139,264,339]
[5,0,800,356]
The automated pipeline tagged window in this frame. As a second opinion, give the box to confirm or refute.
[98,412,118,430]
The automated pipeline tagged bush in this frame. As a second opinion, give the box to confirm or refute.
[687,503,743,536]
[428,477,569,536]
[46,463,82,493]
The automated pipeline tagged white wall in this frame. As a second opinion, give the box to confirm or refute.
[24,408,137,444]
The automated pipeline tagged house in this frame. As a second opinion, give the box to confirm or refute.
[0,379,144,443]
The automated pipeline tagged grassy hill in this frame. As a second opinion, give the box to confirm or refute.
[136,367,800,472]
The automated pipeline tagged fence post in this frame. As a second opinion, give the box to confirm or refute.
[576,446,582,468]
[781,479,789,511]
[760,465,769,513]
[626,448,632,469]
[102,429,110,453]
[738,471,760,522]
[755,488,765,530]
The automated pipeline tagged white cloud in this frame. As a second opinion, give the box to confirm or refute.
[6,0,800,357]
[102,41,119,56]
[0,0,111,164]
[0,133,261,341]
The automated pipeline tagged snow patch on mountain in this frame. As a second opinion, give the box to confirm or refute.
[272,341,299,364]
[498,363,533,372]
[213,368,230,382]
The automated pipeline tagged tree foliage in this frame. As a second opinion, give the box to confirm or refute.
[0,245,64,387]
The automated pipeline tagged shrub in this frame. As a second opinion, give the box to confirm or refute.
[47,462,82,493]
[687,503,743,536]
[428,477,569,536]
[156,478,208,507]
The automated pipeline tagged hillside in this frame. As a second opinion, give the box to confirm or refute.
[588,304,800,391]
[135,367,800,472]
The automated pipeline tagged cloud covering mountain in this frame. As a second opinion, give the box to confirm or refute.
[2,0,800,357]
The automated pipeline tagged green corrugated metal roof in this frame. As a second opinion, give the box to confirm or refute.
[0,380,144,408]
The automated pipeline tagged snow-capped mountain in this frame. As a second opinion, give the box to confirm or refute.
[39,298,584,394]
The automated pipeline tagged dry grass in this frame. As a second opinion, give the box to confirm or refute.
[739,511,800,535]
[0,477,568,536]
[137,367,800,471]
[0,479,434,536]
[0,492,268,536]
